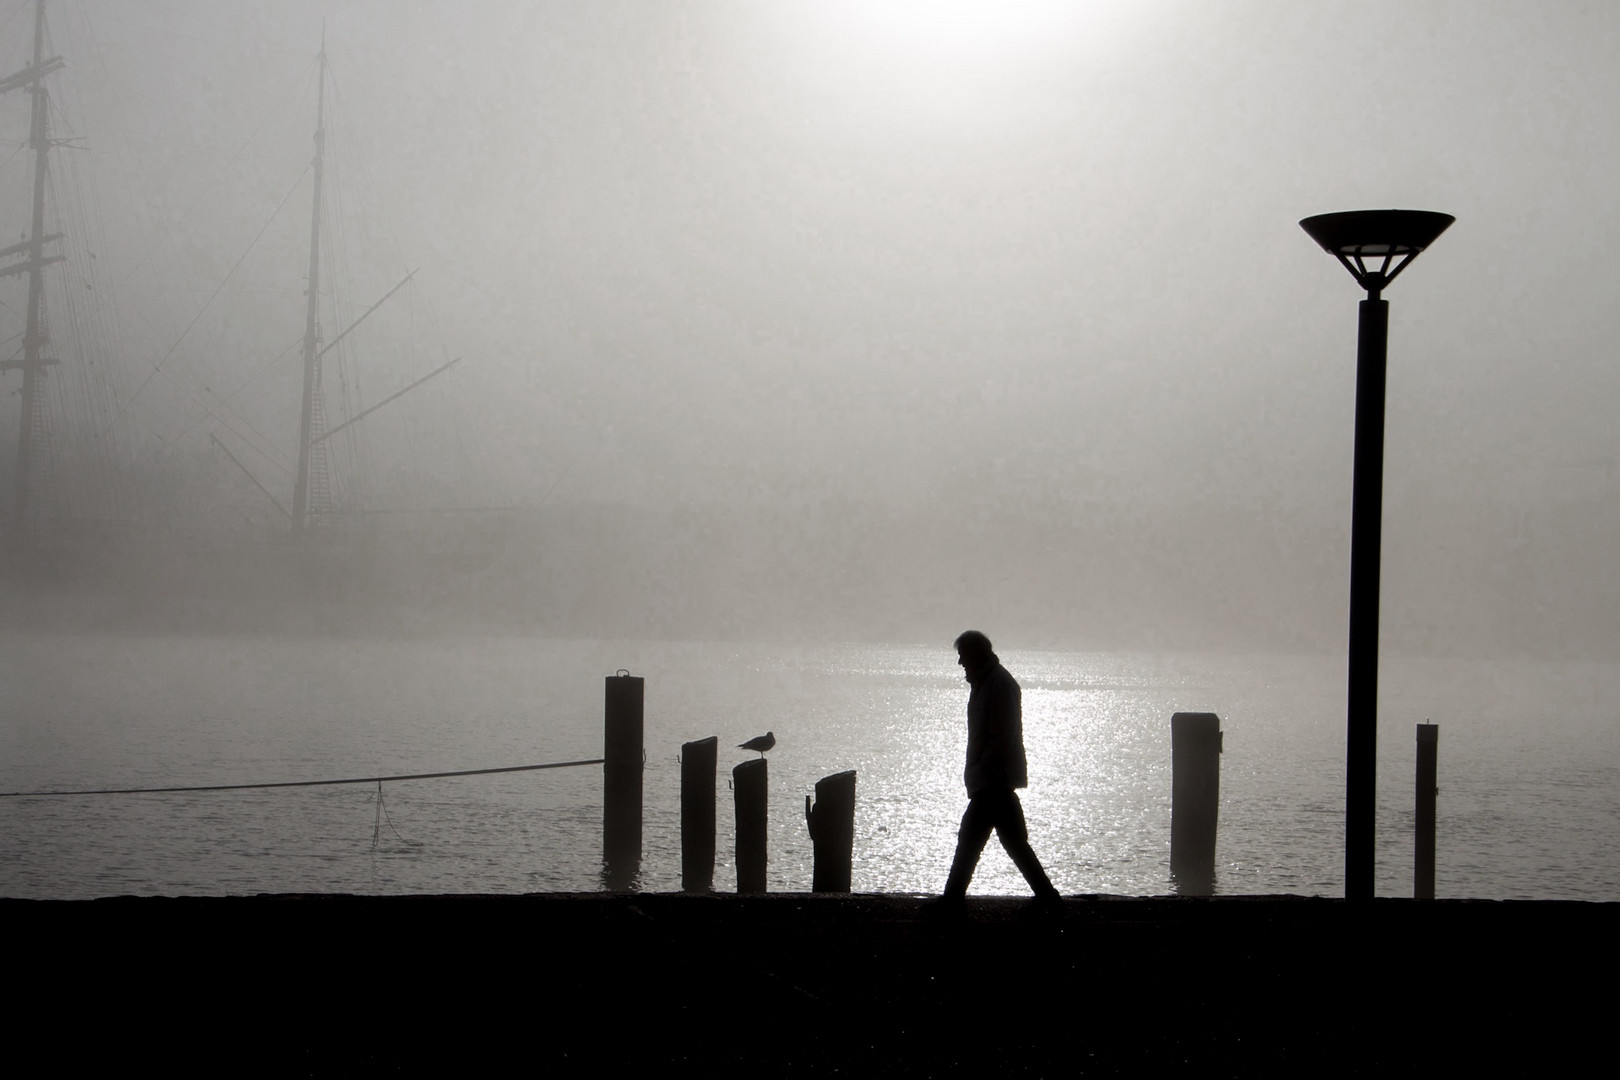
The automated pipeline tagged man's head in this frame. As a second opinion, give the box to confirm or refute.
[954,630,994,672]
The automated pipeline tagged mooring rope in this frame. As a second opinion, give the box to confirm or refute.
[370,780,418,850]
[0,757,606,799]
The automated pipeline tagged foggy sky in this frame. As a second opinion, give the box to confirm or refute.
[2,1,1618,653]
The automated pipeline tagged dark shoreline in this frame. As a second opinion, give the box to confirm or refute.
[10,891,1612,1074]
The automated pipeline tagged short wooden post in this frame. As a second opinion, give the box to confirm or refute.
[681,736,718,893]
[1415,722,1438,899]
[602,671,643,891]
[804,770,856,893]
[1170,711,1222,896]
[733,758,768,894]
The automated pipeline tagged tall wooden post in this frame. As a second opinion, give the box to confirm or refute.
[1415,722,1438,899]
[1170,711,1222,896]
[805,770,856,893]
[733,758,768,894]
[602,671,643,891]
[681,736,717,893]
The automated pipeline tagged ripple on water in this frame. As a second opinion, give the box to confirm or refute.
[1,636,1616,899]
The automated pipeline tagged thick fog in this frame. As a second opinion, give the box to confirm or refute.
[2,0,1617,653]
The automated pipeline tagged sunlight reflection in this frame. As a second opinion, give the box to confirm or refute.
[6,636,1615,899]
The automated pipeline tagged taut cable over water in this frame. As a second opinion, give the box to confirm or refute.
[0,756,604,799]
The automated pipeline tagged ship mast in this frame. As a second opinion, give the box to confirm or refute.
[290,40,328,533]
[205,35,458,530]
[1,0,66,536]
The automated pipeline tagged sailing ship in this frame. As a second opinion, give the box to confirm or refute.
[238,38,463,539]
[0,0,138,552]
[1,2,496,624]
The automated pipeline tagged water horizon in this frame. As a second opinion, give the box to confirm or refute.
[3,631,1616,901]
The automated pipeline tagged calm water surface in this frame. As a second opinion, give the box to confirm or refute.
[2,633,1616,899]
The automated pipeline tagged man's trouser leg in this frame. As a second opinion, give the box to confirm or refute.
[943,797,996,899]
[994,790,1061,899]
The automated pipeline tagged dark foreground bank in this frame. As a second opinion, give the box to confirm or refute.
[9,892,1612,1075]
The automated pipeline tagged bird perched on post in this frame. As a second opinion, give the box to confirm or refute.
[738,731,775,759]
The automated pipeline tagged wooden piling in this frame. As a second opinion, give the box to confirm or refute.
[1416,722,1438,899]
[681,736,718,893]
[805,770,856,894]
[1170,711,1222,896]
[733,758,768,894]
[602,671,643,891]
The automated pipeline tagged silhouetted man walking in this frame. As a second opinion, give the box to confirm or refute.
[941,630,1061,904]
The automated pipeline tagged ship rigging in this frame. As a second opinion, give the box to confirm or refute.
[0,0,138,545]
[1,2,478,549]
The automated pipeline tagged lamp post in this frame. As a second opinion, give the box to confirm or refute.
[1300,209,1454,900]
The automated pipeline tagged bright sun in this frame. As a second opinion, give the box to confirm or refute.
[760,0,1142,129]
[812,0,1131,68]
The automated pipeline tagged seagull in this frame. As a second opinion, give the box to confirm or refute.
[738,731,775,759]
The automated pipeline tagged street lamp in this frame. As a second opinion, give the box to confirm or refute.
[1300,208,1454,901]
